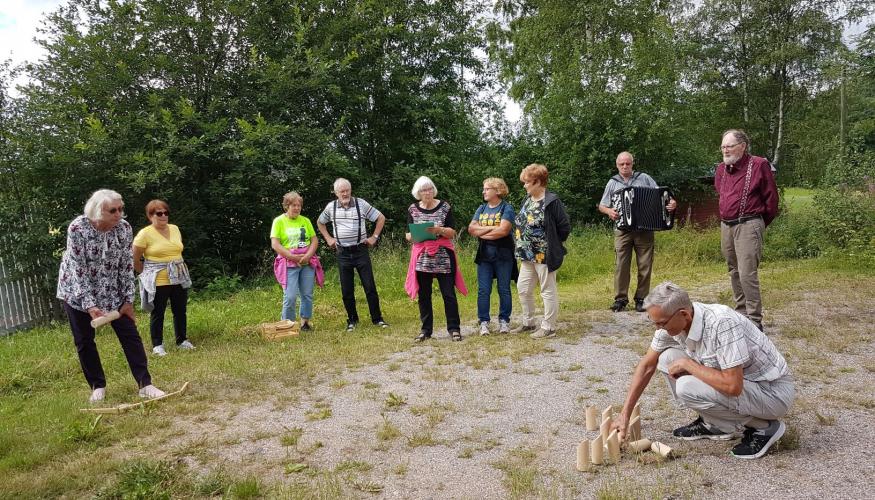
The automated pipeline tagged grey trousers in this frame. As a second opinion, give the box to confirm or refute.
[657,348,795,432]
[614,229,654,301]
[720,218,765,324]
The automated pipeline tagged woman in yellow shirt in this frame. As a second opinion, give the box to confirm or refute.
[133,200,193,356]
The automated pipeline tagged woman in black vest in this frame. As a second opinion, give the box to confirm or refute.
[467,178,517,335]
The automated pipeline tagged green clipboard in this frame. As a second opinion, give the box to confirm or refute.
[408,222,438,242]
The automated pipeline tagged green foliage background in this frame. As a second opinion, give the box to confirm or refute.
[0,0,873,296]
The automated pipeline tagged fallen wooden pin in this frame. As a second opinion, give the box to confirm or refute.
[80,382,190,414]
[259,320,300,340]
[627,438,652,453]
[650,441,673,458]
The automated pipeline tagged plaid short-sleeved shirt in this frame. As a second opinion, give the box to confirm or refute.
[650,302,790,382]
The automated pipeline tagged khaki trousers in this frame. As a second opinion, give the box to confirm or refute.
[613,229,655,301]
[720,218,765,324]
[658,348,795,432]
[517,261,558,331]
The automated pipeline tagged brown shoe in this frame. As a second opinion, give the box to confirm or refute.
[509,324,536,334]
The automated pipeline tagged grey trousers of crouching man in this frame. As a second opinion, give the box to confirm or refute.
[657,347,795,433]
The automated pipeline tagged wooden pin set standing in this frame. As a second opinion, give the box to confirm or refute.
[576,403,673,472]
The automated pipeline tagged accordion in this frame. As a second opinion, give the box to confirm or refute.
[610,186,675,231]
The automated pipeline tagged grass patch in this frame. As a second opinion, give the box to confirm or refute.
[406,431,440,448]
[376,418,402,441]
[491,446,539,499]
[2,225,874,497]
[280,427,304,447]
[383,392,407,410]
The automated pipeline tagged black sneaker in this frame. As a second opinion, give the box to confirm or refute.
[634,299,646,312]
[301,322,312,332]
[673,416,736,441]
[346,321,356,332]
[731,421,786,459]
[610,299,628,312]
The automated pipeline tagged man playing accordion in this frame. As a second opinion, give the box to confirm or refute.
[598,152,676,313]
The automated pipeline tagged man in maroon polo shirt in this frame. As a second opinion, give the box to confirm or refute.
[715,129,779,331]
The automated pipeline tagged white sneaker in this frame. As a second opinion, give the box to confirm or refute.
[178,340,195,350]
[139,385,166,399]
[152,345,167,356]
[499,320,510,334]
[89,387,105,403]
[479,321,490,336]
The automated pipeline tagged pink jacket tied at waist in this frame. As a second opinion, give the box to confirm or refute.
[405,238,467,299]
[274,248,325,289]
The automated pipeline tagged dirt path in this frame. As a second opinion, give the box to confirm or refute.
[168,287,875,499]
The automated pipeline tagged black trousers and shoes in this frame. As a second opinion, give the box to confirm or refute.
[150,284,188,347]
[337,245,385,326]
[416,271,461,338]
[65,303,152,390]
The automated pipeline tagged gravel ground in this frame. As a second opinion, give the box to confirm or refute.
[173,304,875,499]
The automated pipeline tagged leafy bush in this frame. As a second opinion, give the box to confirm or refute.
[811,189,875,251]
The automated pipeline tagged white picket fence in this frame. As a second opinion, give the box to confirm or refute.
[0,256,61,335]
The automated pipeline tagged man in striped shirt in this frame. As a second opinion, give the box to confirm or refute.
[317,178,388,332]
[611,281,795,459]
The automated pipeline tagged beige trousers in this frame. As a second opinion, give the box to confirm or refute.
[517,261,558,331]
[720,218,765,324]
[613,229,655,301]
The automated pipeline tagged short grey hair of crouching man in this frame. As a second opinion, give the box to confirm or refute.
[411,176,437,200]
[643,281,693,315]
[83,189,123,221]
[333,177,352,193]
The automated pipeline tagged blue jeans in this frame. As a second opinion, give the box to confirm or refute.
[282,265,315,321]
[476,248,513,323]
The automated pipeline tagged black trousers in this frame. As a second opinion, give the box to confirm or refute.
[150,284,188,347]
[64,303,152,390]
[337,245,383,324]
[416,271,460,335]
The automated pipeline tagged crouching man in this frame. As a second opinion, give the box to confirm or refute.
[612,281,794,459]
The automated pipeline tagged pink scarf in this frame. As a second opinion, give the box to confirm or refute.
[273,248,324,289]
[405,238,467,299]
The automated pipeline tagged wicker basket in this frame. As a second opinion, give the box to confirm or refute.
[259,319,300,340]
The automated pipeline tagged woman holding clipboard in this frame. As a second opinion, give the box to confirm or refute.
[404,176,467,342]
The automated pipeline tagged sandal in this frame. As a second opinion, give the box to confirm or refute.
[414,332,431,343]
[451,331,462,342]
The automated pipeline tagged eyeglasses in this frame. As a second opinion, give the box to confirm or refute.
[650,309,682,329]
[152,211,170,217]
[107,206,125,214]
[419,187,435,193]
[720,142,742,150]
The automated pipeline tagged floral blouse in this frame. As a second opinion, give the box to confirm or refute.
[514,197,547,263]
[56,215,136,312]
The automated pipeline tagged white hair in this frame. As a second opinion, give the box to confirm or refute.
[411,176,437,200]
[333,177,351,193]
[643,281,692,314]
[83,189,123,221]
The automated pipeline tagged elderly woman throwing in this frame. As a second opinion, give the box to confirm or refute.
[404,176,467,342]
[57,189,166,403]
[271,191,322,330]
[133,200,193,356]
[513,164,571,339]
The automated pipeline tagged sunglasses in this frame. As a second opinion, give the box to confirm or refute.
[152,210,170,217]
[107,206,125,214]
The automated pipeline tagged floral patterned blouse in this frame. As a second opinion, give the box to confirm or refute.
[56,215,136,312]
[514,197,548,263]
